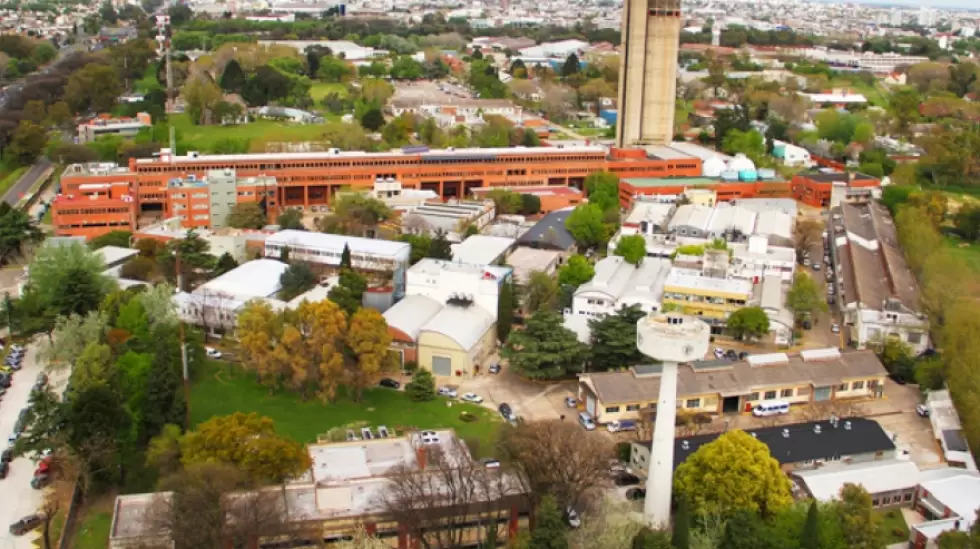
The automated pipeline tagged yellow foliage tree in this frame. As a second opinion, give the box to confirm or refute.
[346,308,393,402]
[673,430,792,517]
[236,300,284,388]
[296,299,348,402]
[180,412,311,483]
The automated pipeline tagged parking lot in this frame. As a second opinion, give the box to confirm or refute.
[0,342,59,549]
[452,363,578,422]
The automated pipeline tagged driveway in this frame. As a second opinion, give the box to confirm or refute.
[0,343,55,549]
[453,362,577,422]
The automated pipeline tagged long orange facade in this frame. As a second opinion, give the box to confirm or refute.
[55,147,703,239]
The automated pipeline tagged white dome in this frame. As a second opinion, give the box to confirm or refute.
[702,156,727,178]
[727,154,757,173]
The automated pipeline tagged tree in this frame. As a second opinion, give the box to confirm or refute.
[277,208,305,230]
[502,310,587,380]
[64,63,123,114]
[584,171,620,212]
[346,307,392,402]
[405,369,436,401]
[721,129,766,164]
[24,241,114,321]
[786,272,826,321]
[801,501,820,549]
[877,337,915,382]
[486,189,524,215]
[7,120,47,166]
[120,256,156,281]
[328,269,367,316]
[317,55,355,82]
[948,62,979,98]
[183,74,223,125]
[225,202,266,229]
[340,243,352,269]
[835,484,884,549]
[672,497,690,549]
[634,529,673,549]
[613,235,647,266]
[525,271,559,312]
[0,203,42,259]
[359,106,385,131]
[726,307,770,340]
[565,204,609,250]
[389,56,424,80]
[428,229,453,260]
[278,263,317,301]
[887,87,921,137]
[88,230,132,250]
[588,305,647,372]
[212,252,239,277]
[531,496,569,549]
[219,59,246,92]
[673,430,793,517]
[562,53,581,77]
[498,279,515,343]
[180,412,310,483]
[46,101,74,129]
[497,420,612,508]
[557,255,594,289]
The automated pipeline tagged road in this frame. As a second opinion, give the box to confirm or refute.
[0,343,56,549]
[2,160,52,207]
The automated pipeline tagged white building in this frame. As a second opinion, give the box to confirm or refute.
[403,202,498,243]
[451,235,515,265]
[405,259,512,321]
[924,390,977,471]
[773,140,814,168]
[174,259,289,336]
[264,230,411,297]
[569,256,672,320]
[910,468,980,548]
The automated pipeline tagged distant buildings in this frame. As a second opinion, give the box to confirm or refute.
[76,113,152,144]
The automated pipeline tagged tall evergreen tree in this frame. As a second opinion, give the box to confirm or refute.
[219,59,246,93]
[562,53,581,77]
[340,243,352,269]
[801,500,820,549]
[427,229,453,260]
[530,496,568,549]
[672,497,691,549]
[497,280,515,343]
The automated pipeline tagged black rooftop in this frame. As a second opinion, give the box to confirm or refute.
[517,209,576,251]
[639,417,895,469]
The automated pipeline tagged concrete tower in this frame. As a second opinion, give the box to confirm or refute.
[711,23,721,47]
[616,0,682,149]
[635,313,711,527]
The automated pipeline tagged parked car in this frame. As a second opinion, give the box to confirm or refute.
[480,457,501,469]
[613,472,640,486]
[565,508,581,528]
[564,396,577,408]
[724,349,738,361]
[378,378,401,389]
[31,473,49,490]
[738,351,749,360]
[8,514,43,535]
[488,363,501,374]
[607,419,637,433]
[578,412,596,431]
[461,392,483,403]
[0,375,11,388]
[812,262,821,271]
[205,346,222,359]
[625,488,647,500]
[713,348,725,359]
[916,403,930,417]
[437,387,457,398]
[0,461,8,479]
[831,323,840,334]
[1,448,12,463]
[498,403,516,421]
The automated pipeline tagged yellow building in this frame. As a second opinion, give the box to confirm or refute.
[662,267,753,322]
[416,304,496,378]
[577,348,887,424]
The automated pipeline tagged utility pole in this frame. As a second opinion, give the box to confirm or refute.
[175,249,190,426]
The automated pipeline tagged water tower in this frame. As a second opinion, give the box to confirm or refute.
[636,313,711,527]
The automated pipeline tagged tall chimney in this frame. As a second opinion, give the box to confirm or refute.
[416,446,427,470]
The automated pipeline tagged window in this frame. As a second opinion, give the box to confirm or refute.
[868,379,879,390]
[780,388,794,398]
[748,392,759,401]
[605,406,620,413]
[872,499,880,507]
[836,383,847,392]
[852,380,865,390]
[903,493,913,502]
[907,332,923,344]
[626,404,640,411]
[685,398,701,409]
[764,390,777,400]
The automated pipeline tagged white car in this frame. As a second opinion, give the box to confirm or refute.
[566,507,581,528]
[461,392,483,403]
[831,323,840,334]
[438,387,458,398]
[205,346,222,359]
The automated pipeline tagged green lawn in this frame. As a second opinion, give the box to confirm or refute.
[170,114,340,152]
[72,502,114,549]
[876,508,910,545]
[310,81,348,101]
[944,236,980,273]
[190,361,501,451]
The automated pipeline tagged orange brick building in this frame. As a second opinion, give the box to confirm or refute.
[51,182,137,240]
[791,172,880,208]
[55,146,702,239]
[618,176,793,209]
[471,184,584,213]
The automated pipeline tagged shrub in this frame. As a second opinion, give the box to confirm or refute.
[458,411,478,423]
[616,442,632,462]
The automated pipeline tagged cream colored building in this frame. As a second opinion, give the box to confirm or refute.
[577,348,887,424]
[417,303,496,378]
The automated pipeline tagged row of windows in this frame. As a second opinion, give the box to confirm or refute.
[605,404,642,413]
[663,293,748,306]
[56,207,131,215]
[873,493,913,507]
[56,220,132,229]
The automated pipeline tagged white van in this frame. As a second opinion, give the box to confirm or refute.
[578,412,596,431]
[607,420,637,433]
[752,400,790,417]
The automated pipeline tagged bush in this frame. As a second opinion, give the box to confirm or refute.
[405,369,436,402]
[616,441,632,462]
[892,528,906,537]
[458,411,478,422]
[403,360,418,372]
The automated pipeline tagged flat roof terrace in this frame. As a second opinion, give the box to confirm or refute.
[623,177,722,188]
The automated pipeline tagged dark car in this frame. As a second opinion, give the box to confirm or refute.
[0,375,10,388]
[724,349,738,361]
[1,448,11,463]
[625,488,647,500]
[613,472,640,486]
[488,363,501,374]
[30,473,49,490]
[738,352,749,360]
[9,514,43,535]
[0,461,8,478]
[498,403,515,421]
[378,378,400,389]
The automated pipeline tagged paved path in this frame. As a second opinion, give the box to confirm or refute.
[2,160,52,207]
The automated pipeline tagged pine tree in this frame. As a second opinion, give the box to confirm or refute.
[530,496,568,549]
[219,59,246,93]
[340,243,352,269]
[405,369,436,402]
[672,497,691,549]
[497,280,515,343]
[562,53,581,77]
[801,500,820,549]
[427,229,453,260]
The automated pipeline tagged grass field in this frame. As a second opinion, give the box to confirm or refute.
[190,361,501,450]
[171,114,337,152]
[876,508,910,545]
[310,81,348,101]
[944,236,980,273]
[71,498,115,549]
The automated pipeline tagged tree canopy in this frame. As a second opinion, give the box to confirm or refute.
[502,310,587,379]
